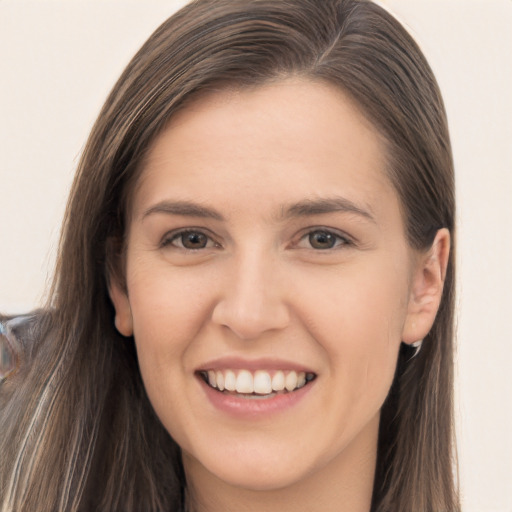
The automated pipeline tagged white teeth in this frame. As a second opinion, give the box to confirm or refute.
[203,369,314,394]
[236,370,253,393]
[271,371,285,391]
[285,371,298,391]
[216,371,224,391]
[224,370,236,391]
[253,370,272,394]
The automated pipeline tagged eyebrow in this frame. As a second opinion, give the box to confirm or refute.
[141,196,375,223]
[280,197,376,223]
[141,201,225,221]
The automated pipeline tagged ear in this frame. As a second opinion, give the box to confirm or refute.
[402,228,451,344]
[108,278,134,337]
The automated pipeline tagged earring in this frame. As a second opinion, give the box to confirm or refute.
[410,339,423,358]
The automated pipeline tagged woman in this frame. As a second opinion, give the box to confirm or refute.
[0,0,459,510]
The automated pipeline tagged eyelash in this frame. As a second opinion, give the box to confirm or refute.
[160,227,353,251]
[161,229,220,250]
[296,228,353,250]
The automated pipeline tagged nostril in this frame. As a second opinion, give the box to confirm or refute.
[211,300,290,341]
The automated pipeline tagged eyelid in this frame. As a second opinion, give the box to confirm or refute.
[293,227,355,249]
[158,226,354,251]
[160,227,221,250]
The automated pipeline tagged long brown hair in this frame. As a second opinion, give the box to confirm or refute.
[0,1,458,510]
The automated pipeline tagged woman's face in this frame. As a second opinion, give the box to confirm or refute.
[110,79,445,493]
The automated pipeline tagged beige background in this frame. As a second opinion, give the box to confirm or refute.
[1,1,511,510]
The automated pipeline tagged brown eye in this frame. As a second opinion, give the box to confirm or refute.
[309,231,336,249]
[181,232,208,249]
[165,230,215,250]
[304,230,349,250]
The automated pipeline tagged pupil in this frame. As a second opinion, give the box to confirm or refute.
[183,232,207,249]
[309,231,334,249]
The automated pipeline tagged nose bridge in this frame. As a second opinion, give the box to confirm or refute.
[211,244,290,340]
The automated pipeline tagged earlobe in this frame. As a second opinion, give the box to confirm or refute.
[108,279,134,337]
[402,228,450,344]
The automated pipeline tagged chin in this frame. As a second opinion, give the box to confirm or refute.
[183,442,315,493]
[210,463,307,492]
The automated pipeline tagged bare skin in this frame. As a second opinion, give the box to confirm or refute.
[110,79,450,512]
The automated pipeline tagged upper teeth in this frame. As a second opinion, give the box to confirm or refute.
[204,369,313,395]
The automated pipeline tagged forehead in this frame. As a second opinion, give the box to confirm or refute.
[133,78,398,224]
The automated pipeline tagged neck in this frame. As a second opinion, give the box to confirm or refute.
[183,414,379,512]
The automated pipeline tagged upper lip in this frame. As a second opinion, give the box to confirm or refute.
[196,356,316,374]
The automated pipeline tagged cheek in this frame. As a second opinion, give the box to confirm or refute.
[127,265,215,369]
[294,259,407,401]
[298,259,408,345]
[126,269,215,437]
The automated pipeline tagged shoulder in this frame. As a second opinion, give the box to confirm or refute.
[0,311,46,380]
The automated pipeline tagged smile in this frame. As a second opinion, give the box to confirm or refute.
[199,369,316,396]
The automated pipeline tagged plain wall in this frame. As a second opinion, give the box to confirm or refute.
[1,1,511,510]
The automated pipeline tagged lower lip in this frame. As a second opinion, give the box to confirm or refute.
[198,376,315,419]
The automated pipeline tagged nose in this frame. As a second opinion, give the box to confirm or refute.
[211,249,290,340]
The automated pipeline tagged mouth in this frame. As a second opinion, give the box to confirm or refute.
[197,369,317,399]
